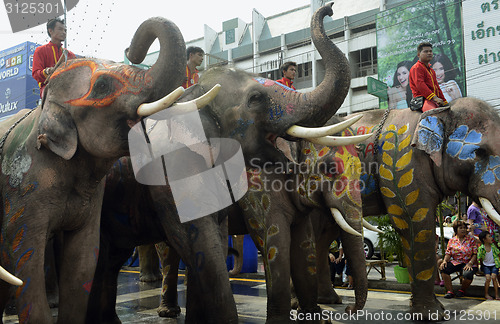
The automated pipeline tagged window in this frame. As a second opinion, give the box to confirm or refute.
[350,47,377,78]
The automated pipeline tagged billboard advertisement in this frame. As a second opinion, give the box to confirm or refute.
[463,0,500,110]
[0,42,40,119]
[376,0,465,109]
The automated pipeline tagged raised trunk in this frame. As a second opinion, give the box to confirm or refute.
[125,17,186,101]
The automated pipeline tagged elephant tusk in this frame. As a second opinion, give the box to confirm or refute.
[286,114,364,138]
[167,84,221,114]
[479,197,500,226]
[363,219,383,234]
[307,133,373,147]
[137,86,185,116]
[0,266,23,286]
[331,208,362,237]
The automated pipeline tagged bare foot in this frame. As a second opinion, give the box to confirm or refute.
[485,295,493,300]
[495,296,500,300]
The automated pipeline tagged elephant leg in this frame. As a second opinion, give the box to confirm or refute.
[229,235,244,276]
[0,280,11,321]
[138,244,162,282]
[155,241,181,318]
[45,235,61,309]
[289,218,323,321]
[57,221,100,324]
[315,223,341,304]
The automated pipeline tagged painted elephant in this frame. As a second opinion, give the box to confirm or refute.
[89,4,355,323]
[340,99,500,320]
[239,123,370,322]
[0,17,185,324]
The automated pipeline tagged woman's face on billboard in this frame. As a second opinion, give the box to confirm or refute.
[432,61,445,84]
[397,66,409,88]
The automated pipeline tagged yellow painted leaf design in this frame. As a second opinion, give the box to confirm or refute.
[379,165,394,181]
[416,267,435,281]
[388,205,403,216]
[267,246,278,261]
[267,225,279,237]
[392,216,408,229]
[307,254,316,262]
[248,218,261,230]
[404,254,411,269]
[257,236,264,248]
[405,189,419,206]
[415,250,432,261]
[262,194,271,212]
[385,132,394,139]
[307,266,317,275]
[387,125,397,131]
[401,236,410,250]
[415,230,433,243]
[397,169,414,188]
[398,135,411,151]
[380,187,396,198]
[382,141,395,151]
[396,150,412,170]
[412,208,429,222]
[382,152,393,166]
[397,124,408,135]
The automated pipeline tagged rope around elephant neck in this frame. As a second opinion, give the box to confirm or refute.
[372,107,391,157]
[0,109,36,155]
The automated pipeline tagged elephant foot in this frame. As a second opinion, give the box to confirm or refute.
[157,304,181,318]
[295,305,328,323]
[291,296,299,309]
[47,291,59,308]
[139,270,162,282]
[318,289,342,304]
[410,295,446,321]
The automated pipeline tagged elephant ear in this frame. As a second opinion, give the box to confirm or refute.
[37,103,78,160]
[410,107,450,167]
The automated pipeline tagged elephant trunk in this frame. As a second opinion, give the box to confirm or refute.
[275,4,350,136]
[125,17,186,101]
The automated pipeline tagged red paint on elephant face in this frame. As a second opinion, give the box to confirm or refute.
[51,60,151,108]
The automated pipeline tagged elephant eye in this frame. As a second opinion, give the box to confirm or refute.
[247,91,267,109]
[89,76,118,100]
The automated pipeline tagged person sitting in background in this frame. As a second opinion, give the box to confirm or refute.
[430,53,462,103]
[440,220,478,298]
[328,239,345,287]
[387,60,413,109]
[467,201,488,243]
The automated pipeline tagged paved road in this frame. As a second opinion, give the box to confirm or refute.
[3,266,499,323]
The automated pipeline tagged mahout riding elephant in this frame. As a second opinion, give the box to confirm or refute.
[335,99,500,320]
[0,17,186,323]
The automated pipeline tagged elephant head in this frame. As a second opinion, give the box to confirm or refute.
[37,17,185,161]
[412,97,500,226]
[177,4,351,165]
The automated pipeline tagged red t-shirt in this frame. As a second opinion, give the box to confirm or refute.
[409,60,447,104]
[276,77,296,90]
[32,41,76,97]
[182,65,199,89]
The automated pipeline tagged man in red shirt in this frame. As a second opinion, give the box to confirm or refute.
[276,61,297,90]
[409,42,447,112]
[183,46,204,89]
[32,18,76,98]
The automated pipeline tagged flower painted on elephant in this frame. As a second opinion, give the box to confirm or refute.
[1,146,32,188]
[446,125,482,160]
[18,303,32,323]
[246,169,264,191]
[12,225,26,253]
[475,155,500,185]
[253,77,275,87]
[417,116,444,154]
[83,280,93,294]
[230,118,254,138]
[15,248,34,273]
[360,173,376,196]
[54,60,151,108]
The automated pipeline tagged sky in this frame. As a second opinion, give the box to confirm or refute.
[0,0,311,62]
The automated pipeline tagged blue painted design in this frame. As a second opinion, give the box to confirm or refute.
[417,116,443,153]
[489,156,500,169]
[188,224,199,243]
[253,77,267,85]
[446,125,483,160]
[360,173,376,196]
[483,170,496,185]
[494,167,500,182]
[269,105,284,120]
[275,82,296,92]
[230,119,254,138]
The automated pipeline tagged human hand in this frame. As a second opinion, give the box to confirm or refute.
[439,260,447,270]
[329,253,335,262]
[464,262,473,271]
[44,67,54,76]
[433,97,445,106]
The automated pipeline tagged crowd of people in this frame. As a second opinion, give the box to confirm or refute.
[437,200,500,300]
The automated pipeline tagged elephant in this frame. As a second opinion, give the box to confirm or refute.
[0,16,186,324]
[330,99,500,320]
